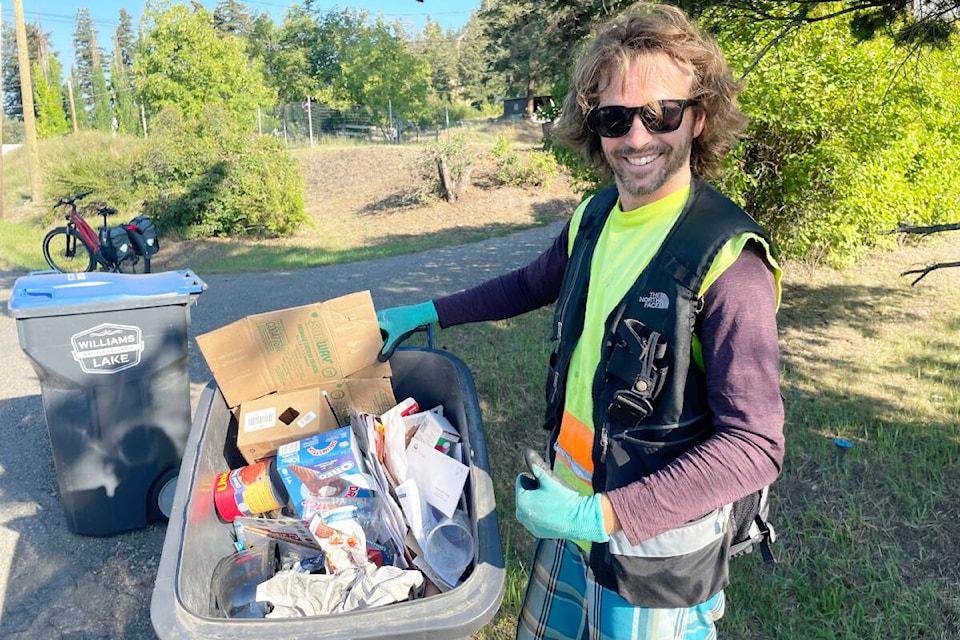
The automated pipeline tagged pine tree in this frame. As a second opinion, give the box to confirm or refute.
[115,8,136,69]
[90,31,114,132]
[73,7,114,129]
[213,0,257,38]
[2,21,51,118]
[416,19,459,100]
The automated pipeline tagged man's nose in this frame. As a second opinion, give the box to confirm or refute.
[622,113,654,144]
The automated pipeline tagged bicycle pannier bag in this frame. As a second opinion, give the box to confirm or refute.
[129,215,160,256]
[99,226,133,264]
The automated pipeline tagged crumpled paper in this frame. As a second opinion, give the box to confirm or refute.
[256,563,424,618]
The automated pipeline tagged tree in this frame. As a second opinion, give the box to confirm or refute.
[213,0,257,38]
[455,17,498,106]
[32,48,69,137]
[256,6,429,124]
[110,31,139,135]
[72,8,109,127]
[251,6,334,104]
[90,55,114,132]
[114,8,136,69]
[680,0,957,49]
[711,2,960,263]
[416,18,458,99]
[134,0,275,124]
[335,14,432,124]
[477,1,558,116]
[1,21,52,118]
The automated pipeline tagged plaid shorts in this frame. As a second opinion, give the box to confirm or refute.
[517,538,726,640]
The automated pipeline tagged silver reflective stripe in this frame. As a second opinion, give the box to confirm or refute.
[608,504,731,558]
[748,486,770,540]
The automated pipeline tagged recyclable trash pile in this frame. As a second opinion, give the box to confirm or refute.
[212,396,474,619]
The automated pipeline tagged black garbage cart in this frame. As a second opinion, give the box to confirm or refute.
[151,347,505,639]
[8,269,207,536]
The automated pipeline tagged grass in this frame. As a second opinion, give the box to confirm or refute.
[4,130,960,638]
[411,233,960,639]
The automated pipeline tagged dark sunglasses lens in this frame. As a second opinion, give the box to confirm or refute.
[590,101,692,137]
[590,106,633,137]
[640,103,684,133]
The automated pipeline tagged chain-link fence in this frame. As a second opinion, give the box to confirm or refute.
[255,101,455,148]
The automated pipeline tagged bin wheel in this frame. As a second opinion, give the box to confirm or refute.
[149,468,179,523]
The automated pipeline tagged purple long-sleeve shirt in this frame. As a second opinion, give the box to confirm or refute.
[433,221,784,545]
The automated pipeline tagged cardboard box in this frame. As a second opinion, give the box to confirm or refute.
[236,379,397,464]
[196,290,392,409]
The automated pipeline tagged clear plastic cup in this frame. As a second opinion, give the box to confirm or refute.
[423,509,474,578]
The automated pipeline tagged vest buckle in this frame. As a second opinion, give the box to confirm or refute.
[609,389,655,425]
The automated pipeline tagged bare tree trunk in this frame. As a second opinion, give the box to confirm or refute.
[437,157,457,203]
[455,165,474,202]
[436,157,473,204]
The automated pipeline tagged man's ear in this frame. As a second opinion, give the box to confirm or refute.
[692,108,706,138]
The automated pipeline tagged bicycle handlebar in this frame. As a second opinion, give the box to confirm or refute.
[54,191,94,208]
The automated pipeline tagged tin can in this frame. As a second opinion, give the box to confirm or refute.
[214,460,287,522]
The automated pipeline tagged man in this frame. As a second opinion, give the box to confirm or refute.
[377,4,784,638]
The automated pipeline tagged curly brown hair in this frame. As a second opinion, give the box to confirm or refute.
[550,3,747,182]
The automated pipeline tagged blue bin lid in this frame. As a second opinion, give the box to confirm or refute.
[7,269,207,318]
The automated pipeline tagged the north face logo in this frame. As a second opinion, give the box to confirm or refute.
[70,323,144,374]
[639,292,669,309]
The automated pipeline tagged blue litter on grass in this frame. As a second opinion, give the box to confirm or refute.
[834,438,853,449]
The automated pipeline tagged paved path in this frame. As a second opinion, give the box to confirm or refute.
[0,221,564,639]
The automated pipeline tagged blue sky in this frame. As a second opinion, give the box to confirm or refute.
[1,0,480,68]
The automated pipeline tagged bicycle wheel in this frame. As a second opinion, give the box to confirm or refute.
[117,232,151,274]
[43,227,95,273]
[116,252,150,274]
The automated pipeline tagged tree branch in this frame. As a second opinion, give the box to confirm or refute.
[901,261,960,285]
[879,221,960,236]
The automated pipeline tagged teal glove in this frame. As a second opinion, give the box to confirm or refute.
[515,455,609,543]
[376,301,439,361]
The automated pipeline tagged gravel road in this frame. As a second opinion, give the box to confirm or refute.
[0,221,564,639]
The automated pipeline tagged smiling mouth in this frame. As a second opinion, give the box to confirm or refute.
[626,154,658,167]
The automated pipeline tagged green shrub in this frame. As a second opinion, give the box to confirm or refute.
[40,131,143,220]
[132,105,307,238]
[546,6,960,265]
[714,4,960,264]
[2,113,24,144]
[491,134,560,187]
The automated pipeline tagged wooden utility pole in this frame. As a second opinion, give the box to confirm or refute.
[66,78,79,133]
[13,0,41,201]
[1,4,5,220]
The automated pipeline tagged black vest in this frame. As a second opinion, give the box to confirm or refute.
[543,178,770,607]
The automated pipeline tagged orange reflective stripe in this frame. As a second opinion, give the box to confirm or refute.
[556,409,594,476]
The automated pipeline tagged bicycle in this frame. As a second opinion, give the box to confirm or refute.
[42,191,152,274]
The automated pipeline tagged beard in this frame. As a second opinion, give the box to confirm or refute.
[604,126,695,205]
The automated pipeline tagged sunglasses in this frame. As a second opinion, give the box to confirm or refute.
[586,100,698,137]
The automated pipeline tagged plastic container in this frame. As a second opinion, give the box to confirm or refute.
[8,269,206,536]
[151,348,505,639]
[423,509,475,578]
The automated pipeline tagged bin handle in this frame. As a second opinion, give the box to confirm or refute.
[22,287,55,299]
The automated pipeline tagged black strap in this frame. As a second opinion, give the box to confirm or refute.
[607,319,669,426]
